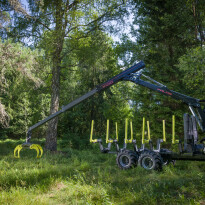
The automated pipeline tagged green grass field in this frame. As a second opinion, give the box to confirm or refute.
[0,139,205,205]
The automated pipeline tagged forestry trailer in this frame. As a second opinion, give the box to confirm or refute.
[14,61,205,171]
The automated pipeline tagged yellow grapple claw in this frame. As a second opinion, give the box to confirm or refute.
[30,144,39,158]
[14,145,23,158]
[14,143,43,158]
[35,144,43,158]
[30,144,43,158]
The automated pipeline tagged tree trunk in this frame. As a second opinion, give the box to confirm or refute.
[45,0,63,151]
[45,61,61,151]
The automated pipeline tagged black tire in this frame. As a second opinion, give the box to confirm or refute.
[116,150,138,170]
[138,150,163,171]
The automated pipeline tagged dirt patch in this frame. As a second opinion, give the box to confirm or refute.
[200,200,205,205]
[52,182,67,191]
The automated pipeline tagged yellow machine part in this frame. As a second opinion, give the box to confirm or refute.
[172,115,179,144]
[106,120,113,143]
[90,120,98,143]
[90,119,119,144]
[124,119,133,144]
[142,117,151,144]
[14,145,23,158]
[163,120,166,142]
[14,144,43,158]
[30,144,43,158]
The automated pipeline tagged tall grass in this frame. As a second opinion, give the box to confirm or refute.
[0,139,205,204]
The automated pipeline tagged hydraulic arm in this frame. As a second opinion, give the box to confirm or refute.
[26,61,146,142]
[26,61,205,142]
[123,72,205,132]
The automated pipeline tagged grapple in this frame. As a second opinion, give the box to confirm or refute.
[14,132,43,158]
[14,143,43,158]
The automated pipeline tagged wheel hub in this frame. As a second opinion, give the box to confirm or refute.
[141,157,154,170]
[119,155,130,167]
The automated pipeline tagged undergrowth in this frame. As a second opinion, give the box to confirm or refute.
[0,139,205,204]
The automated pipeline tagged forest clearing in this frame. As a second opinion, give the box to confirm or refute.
[1,0,205,204]
[1,139,205,204]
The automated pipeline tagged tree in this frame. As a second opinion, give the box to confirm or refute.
[116,0,204,139]
[56,29,133,148]
[2,0,127,150]
[0,38,49,139]
[0,0,29,32]
[186,0,205,46]
[177,46,205,98]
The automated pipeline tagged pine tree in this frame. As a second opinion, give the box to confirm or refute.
[0,38,49,138]
[118,0,204,140]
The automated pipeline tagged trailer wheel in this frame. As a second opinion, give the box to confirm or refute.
[116,150,138,169]
[138,150,163,171]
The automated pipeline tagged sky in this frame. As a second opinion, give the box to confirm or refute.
[19,0,135,43]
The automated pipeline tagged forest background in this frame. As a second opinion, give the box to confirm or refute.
[0,0,205,150]
[0,0,205,204]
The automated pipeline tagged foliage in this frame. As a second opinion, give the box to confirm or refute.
[0,0,204,150]
[6,0,128,150]
[177,46,205,98]
[57,29,133,140]
[115,0,205,139]
[0,38,50,138]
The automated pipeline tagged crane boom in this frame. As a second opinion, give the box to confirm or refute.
[26,61,205,142]
[26,61,146,141]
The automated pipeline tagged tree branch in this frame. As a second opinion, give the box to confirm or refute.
[33,17,52,31]
[65,2,123,36]
[68,0,79,10]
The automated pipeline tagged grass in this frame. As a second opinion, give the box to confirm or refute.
[0,139,205,204]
